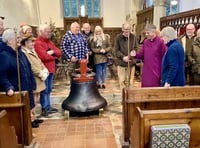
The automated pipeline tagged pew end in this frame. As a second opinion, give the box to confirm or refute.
[0,110,18,148]
[131,107,200,148]
[0,91,33,147]
[122,86,200,146]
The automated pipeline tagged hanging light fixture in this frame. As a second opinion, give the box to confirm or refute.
[171,0,178,6]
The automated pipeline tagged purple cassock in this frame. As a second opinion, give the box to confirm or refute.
[136,36,166,87]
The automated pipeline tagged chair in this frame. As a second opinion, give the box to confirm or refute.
[55,56,69,80]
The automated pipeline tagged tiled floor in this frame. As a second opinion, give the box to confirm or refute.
[32,69,141,148]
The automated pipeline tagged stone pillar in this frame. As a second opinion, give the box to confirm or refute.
[129,0,141,33]
[153,0,167,30]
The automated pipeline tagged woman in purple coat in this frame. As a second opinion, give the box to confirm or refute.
[131,24,166,87]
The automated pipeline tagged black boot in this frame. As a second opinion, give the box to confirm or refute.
[32,120,39,128]
[41,109,48,117]
[34,119,44,124]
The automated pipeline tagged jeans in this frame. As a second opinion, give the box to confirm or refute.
[40,73,54,110]
[96,62,107,84]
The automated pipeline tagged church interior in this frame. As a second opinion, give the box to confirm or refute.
[1,0,200,148]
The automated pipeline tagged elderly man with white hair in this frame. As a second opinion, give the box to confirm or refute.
[34,24,62,117]
[61,21,88,81]
[82,23,95,72]
[160,26,185,87]
[115,22,138,89]
[179,23,196,85]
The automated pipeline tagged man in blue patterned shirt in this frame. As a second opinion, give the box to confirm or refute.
[61,22,88,81]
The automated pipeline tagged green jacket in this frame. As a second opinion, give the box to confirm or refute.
[188,39,200,74]
[90,34,112,65]
[114,33,137,67]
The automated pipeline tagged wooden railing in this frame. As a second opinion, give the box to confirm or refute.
[160,8,200,35]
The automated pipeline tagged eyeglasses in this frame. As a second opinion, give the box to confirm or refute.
[123,28,130,31]
[186,28,195,30]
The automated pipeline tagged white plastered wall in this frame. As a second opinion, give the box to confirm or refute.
[0,0,39,30]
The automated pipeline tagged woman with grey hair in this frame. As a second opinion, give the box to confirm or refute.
[188,28,200,85]
[160,26,185,87]
[0,29,37,127]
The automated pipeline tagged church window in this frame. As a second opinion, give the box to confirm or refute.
[63,0,100,17]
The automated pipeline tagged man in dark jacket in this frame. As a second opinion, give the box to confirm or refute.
[179,23,196,85]
[82,23,95,72]
[115,22,137,89]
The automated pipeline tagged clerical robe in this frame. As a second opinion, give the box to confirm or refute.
[136,36,166,87]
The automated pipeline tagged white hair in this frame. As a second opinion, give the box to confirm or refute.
[145,24,157,32]
[122,22,131,30]
[70,22,79,30]
[160,26,177,41]
[2,29,16,43]
[82,23,90,29]
[38,24,50,32]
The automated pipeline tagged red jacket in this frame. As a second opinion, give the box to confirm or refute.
[34,36,61,73]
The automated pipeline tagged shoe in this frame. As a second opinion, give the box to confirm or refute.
[32,121,39,128]
[34,119,44,124]
[48,107,58,114]
[40,109,48,117]
[97,85,101,89]
[102,85,106,89]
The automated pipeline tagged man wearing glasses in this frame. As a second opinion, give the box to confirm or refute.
[179,23,196,85]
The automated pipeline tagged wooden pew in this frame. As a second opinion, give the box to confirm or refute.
[122,86,200,145]
[0,91,33,147]
[131,107,200,148]
[0,110,18,148]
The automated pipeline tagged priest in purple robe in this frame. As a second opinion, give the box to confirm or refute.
[131,24,166,87]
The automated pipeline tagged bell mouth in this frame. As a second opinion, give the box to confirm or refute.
[62,78,107,113]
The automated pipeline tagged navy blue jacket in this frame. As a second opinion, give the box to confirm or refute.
[0,43,36,108]
[161,39,185,86]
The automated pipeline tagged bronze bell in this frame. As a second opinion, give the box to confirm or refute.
[62,60,107,112]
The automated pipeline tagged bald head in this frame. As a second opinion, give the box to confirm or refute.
[82,23,91,34]
[0,18,4,35]
[122,22,131,37]
[70,22,80,35]
[186,23,195,38]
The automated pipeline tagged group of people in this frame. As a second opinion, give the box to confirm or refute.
[60,21,190,90]
[116,22,200,89]
[61,22,112,89]
[0,17,62,128]
[0,15,200,128]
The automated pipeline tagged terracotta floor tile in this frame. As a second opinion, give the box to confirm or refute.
[34,72,141,148]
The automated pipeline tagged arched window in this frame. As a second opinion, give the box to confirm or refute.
[166,0,179,16]
[146,0,153,8]
[63,0,100,17]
